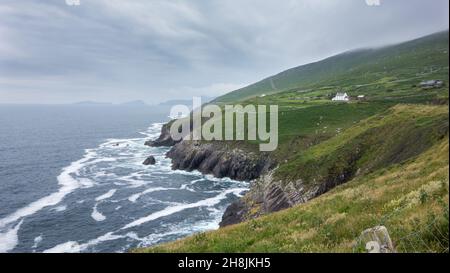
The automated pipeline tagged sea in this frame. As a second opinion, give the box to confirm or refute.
[0,104,247,253]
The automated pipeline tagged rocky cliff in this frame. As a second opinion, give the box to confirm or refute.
[145,122,180,147]
[167,140,274,181]
[219,170,317,227]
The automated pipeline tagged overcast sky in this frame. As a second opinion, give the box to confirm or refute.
[0,0,448,104]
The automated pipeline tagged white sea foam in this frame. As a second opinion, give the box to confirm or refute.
[51,205,67,212]
[95,189,117,202]
[0,220,23,253]
[91,205,106,222]
[78,178,96,188]
[128,187,176,203]
[43,241,83,253]
[32,235,43,249]
[91,189,117,221]
[93,171,115,178]
[122,188,246,230]
[85,157,117,165]
[43,232,136,253]
[180,184,196,192]
[130,211,225,248]
[118,175,150,188]
[190,178,206,184]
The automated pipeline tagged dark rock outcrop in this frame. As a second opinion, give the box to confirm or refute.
[219,199,249,227]
[145,122,180,147]
[166,140,274,181]
[143,156,156,165]
[263,184,292,212]
[219,171,318,227]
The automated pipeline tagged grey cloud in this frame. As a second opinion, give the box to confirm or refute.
[0,0,448,104]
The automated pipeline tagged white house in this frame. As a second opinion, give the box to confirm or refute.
[332,92,350,102]
[419,80,444,89]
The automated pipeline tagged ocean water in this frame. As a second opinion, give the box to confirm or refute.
[0,105,247,253]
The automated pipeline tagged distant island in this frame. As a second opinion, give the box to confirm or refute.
[72,101,113,106]
[157,96,214,107]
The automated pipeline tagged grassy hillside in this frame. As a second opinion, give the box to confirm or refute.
[135,31,449,253]
[215,31,449,103]
[136,107,449,253]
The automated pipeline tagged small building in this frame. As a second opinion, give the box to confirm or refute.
[357,95,366,101]
[332,92,350,102]
[419,80,444,89]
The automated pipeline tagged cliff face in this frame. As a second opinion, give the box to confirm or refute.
[167,140,274,181]
[219,171,318,227]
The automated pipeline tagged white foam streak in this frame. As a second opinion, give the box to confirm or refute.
[128,187,176,203]
[43,241,83,253]
[95,189,117,202]
[91,205,106,222]
[0,220,23,253]
[51,205,67,212]
[43,232,135,253]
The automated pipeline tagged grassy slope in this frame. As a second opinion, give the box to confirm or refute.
[275,105,449,184]
[138,137,448,253]
[215,31,449,103]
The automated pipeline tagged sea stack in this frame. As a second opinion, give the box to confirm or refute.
[143,156,156,165]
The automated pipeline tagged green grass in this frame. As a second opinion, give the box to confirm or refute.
[275,102,392,144]
[275,105,449,186]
